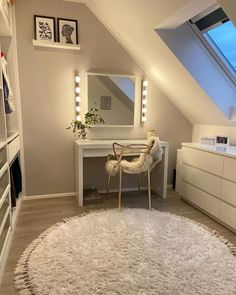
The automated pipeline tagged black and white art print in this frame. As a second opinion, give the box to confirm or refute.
[34,15,56,42]
[58,18,78,45]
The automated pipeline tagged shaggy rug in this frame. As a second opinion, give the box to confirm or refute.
[15,209,236,295]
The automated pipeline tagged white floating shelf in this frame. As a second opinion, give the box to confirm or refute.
[32,39,80,51]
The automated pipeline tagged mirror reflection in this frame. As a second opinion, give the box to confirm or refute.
[87,73,135,126]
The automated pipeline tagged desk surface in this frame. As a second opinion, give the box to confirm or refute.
[76,139,169,148]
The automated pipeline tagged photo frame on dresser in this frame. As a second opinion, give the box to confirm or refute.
[57,18,79,45]
[34,15,56,42]
[215,135,230,145]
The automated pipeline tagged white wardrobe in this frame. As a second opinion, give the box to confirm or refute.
[0,0,23,282]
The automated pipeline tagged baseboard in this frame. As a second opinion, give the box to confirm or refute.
[24,192,76,200]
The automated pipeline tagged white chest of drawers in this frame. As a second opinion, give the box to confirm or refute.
[177,143,236,232]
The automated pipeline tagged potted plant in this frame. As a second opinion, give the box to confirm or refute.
[67,106,105,139]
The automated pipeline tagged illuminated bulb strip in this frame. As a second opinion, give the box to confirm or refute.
[141,79,148,124]
[75,73,81,120]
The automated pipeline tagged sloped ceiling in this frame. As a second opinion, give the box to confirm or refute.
[66,0,235,126]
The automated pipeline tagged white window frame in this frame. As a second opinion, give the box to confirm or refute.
[190,20,236,86]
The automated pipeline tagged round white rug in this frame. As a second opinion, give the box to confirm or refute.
[15,209,236,295]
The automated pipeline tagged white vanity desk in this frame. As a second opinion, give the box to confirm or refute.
[75,139,169,206]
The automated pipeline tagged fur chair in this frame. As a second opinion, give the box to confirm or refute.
[105,136,162,210]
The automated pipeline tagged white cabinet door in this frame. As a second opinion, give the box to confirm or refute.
[182,164,222,198]
[182,147,223,176]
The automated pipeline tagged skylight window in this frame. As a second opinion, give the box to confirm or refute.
[190,7,236,83]
[204,20,236,74]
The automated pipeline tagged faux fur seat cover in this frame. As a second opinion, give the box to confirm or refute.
[105,137,162,176]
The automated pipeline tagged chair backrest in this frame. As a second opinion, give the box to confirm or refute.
[147,136,162,163]
[106,137,162,175]
[119,137,162,174]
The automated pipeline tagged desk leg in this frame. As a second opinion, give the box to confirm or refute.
[76,147,84,206]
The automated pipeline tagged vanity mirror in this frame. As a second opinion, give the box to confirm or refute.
[87,73,135,126]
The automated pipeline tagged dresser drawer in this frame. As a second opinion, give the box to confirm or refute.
[182,164,222,198]
[7,136,20,164]
[182,181,220,218]
[221,179,236,207]
[223,157,236,182]
[182,147,223,176]
[220,202,236,230]
[0,146,7,171]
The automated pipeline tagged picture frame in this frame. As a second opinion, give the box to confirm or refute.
[34,15,56,42]
[57,18,79,45]
[215,135,230,146]
[100,96,111,110]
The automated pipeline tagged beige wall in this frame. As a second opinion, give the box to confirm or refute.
[15,0,192,196]
[193,125,236,146]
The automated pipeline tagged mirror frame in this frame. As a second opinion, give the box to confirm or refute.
[86,72,136,127]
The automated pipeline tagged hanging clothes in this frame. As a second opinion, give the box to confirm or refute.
[10,156,22,208]
[1,53,15,113]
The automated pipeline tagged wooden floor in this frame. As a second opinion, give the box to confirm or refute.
[1,189,236,294]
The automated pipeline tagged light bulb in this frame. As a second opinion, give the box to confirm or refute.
[142,108,147,113]
[143,80,148,87]
[76,96,81,102]
[142,90,147,96]
[76,115,81,121]
[142,99,147,105]
[142,116,147,122]
[75,87,81,94]
[76,106,81,112]
[75,76,80,83]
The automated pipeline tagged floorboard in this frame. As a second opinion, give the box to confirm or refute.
[0,189,236,294]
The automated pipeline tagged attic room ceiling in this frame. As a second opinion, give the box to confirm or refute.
[65,0,236,126]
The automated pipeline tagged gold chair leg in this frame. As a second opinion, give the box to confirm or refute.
[148,169,152,210]
[106,174,111,199]
[118,168,122,211]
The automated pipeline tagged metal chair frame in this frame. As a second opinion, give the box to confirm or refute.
[106,142,159,210]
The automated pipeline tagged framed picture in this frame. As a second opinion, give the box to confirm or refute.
[215,135,230,145]
[57,18,78,45]
[101,96,111,110]
[34,15,56,42]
